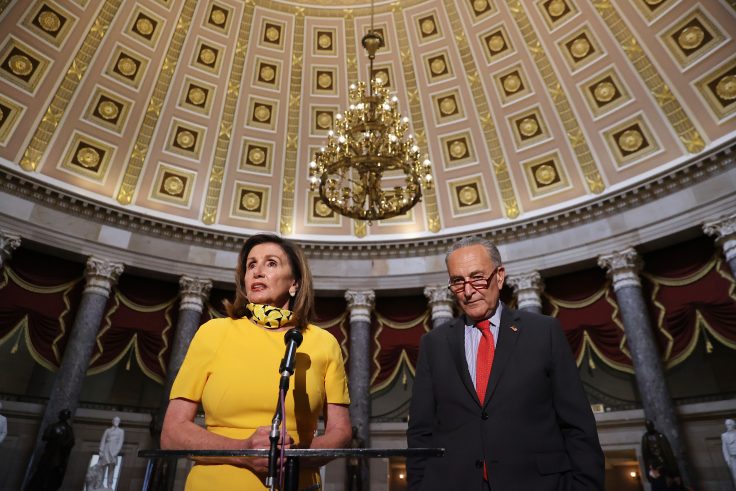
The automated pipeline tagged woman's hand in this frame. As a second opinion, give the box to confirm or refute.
[162,398,293,474]
[236,426,294,475]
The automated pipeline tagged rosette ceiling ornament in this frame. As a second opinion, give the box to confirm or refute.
[309,2,432,223]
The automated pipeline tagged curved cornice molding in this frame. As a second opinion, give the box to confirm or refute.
[1,140,735,291]
[1,141,734,257]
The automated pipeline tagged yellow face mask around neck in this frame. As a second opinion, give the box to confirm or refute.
[245,303,294,329]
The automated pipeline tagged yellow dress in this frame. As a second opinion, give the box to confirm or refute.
[170,317,350,490]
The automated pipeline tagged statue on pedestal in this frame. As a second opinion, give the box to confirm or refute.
[26,409,75,491]
[723,418,736,488]
[641,419,681,491]
[98,416,124,488]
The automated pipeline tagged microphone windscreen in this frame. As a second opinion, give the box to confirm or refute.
[284,328,303,347]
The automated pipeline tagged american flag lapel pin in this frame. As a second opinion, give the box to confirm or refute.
[510,325,518,332]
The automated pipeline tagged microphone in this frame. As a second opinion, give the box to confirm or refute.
[279,328,303,377]
[267,328,303,490]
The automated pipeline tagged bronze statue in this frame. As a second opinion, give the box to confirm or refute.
[26,409,75,491]
[641,419,681,490]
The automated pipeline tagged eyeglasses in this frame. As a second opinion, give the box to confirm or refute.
[447,267,500,293]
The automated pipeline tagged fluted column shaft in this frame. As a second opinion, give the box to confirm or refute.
[158,277,212,420]
[24,257,123,487]
[423,285,454,330]
[345,289,375,489]
[598,248,693,487]
[704,214,736,279]
[506,271,544,314]
[0,230,21,269]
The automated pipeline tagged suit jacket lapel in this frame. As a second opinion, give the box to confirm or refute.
[446,317,478,403]
[483,307,521,406]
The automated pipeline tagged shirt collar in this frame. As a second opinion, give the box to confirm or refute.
[465,301,504,328]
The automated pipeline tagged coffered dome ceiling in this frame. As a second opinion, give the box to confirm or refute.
[0,0,735,244]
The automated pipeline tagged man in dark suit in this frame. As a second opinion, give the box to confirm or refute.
[407,237,604,491]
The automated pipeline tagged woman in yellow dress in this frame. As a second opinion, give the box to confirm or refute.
[161,233,352,490]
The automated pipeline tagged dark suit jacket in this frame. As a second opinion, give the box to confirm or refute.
[407,307,604,491]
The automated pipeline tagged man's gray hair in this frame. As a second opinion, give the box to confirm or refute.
[445,236,503,267]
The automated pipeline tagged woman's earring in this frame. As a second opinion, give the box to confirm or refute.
[289,289,296,297]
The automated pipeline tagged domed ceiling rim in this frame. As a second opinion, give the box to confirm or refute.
[1,138,734,259]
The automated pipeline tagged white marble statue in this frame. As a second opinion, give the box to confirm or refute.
[723,418,736,487]
[99,416,124,488]
[0,401,7,444]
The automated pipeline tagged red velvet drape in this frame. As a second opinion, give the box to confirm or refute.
[314,296,349,365]
[543,268,632,372]
[642,236,736,367]
[0,249,83,370]
[89,275,178,384]
[3,236,735,387]
[370,296,429,392]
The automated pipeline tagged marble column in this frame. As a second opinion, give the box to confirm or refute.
[423,285,454,329]
[344,289,375,489]
[506,271,544,314]
[150,276,212,488]
[158,276,212,420]
[704,214,736,278]
[598,248,694,487]
[23,257,123,487]
[0,230,21,269]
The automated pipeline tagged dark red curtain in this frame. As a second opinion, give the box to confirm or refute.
[0,249,83,370]
[89,275,178,383]
[5,236,735,386]
[543,268,632,372]
[642,236,736,367]
[370,296,429,392]
[314,296,349,367]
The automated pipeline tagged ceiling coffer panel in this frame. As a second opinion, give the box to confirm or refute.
[0,0,733,242]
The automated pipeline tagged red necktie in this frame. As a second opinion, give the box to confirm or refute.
[475,319,494,403]
[475,319,494,481]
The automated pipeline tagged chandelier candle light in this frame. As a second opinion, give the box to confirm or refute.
[309,15,432,223]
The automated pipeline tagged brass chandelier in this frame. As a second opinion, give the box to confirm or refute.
[308,18,432,223]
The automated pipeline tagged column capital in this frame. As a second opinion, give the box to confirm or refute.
[704,214,736,262]
[0,230,21,269]
[506,271,544,311]
[597,247,642,291]
[423,285,454,322]
[84,257,124,297]
[345,289,375,324]
[179,276,212,313]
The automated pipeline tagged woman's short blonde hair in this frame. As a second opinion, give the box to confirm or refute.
[224,234,315,329]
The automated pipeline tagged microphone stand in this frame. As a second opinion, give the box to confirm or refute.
[266,328,303,491]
